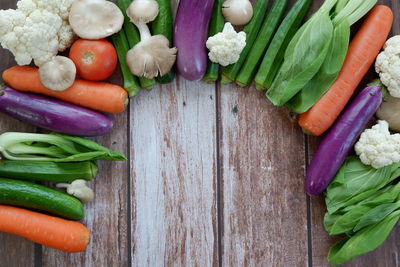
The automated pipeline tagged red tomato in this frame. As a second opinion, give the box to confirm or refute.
[69,39,118,81]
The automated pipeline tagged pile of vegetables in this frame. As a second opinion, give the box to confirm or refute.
[0,0,399,262]
[0,132,126,252]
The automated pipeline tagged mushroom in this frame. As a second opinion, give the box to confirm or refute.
[125,0,177,79]
[57,179,95,203]
[222,0,253,26]
[377,95,400,132]
[39,56,76,91]
[69,0,124,39]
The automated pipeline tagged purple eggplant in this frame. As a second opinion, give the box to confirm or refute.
[0,87,113,136]
[305,86,382,195]
[174,0,215,81]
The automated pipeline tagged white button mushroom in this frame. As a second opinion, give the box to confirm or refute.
[39,56,76,91]
[57,179,95,203]
[125,0,177,79]
[69,0,124,40]
[377,96,400,132]
[222,0,253,26]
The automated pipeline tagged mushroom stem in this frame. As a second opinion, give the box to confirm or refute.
[135,23,152,41]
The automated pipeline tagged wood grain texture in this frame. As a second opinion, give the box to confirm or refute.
[129,79,218,267]
[0,1,36,264]
[218,84,307,267]
[308,1,400,266]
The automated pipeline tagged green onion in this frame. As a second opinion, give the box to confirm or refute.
[0,160,98,182]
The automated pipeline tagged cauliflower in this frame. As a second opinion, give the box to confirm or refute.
[206,22,246,66]
[375,35,400,98]
[355,120,400,169]
[0,0,75,66]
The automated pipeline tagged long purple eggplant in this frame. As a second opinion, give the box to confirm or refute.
[174,0,215,81]
[0,87,113,136]
[305,86,382,196]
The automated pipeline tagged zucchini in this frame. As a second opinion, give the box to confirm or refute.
[254,0,312,90]
[0,178,84,220]
[0,160,97,182]
[235,0,289,87]
[220,0,270,84]
[203,0,225,83]
[117,0,156,90]
[151,0,176,84]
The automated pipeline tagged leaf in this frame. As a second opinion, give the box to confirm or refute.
[266,11,334,106]
[326,205,372,235]
[286,19,350,113]
[328,211,400,265]
[325,156,399,214]
[354,202,400,231]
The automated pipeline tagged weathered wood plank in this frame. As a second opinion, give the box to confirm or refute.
[0,1,36,265]
[41,73,130,267]
[309,0,400,266]
[129,79,218,266]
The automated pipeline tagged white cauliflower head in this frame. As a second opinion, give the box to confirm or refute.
[206,22,246,67]
[375,35,400,98]
[0,0,75,66]
[355,120,400,169]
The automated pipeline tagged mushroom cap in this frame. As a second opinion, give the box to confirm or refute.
[69,0,124,39]
[127,0,159,25]
[126,35,177,79]
[222,0,253,26]
[39,56,76,91]
[377,96,400,132]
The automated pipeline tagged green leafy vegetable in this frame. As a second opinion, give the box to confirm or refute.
[0,132,126,162]
[325,156,400,214]
[328,211,400,265]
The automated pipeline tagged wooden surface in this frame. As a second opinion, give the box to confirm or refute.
[0,0,399,266]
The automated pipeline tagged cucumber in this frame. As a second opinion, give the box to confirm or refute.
[203,0,225,83]
[151,0,176,84]
[117,0,156,90]
[254,0,312,90]
[235,0,289,87]
[0,160,97,182]
[220,0,270,84]
[0,178,84,220]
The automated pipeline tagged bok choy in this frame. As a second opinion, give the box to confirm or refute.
[266,0,377,109]
[0,132,126,162]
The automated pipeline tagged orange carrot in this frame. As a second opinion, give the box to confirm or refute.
[299,5,393,136]
[0,205,90,252]
[2,66,128,114]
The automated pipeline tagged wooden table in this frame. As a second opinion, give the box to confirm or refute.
[1,0,399,266]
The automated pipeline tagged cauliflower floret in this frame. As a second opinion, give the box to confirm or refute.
[375,35,400,98]
[0,0,75,66]
[206,22,246,66]
[355,120,400,168]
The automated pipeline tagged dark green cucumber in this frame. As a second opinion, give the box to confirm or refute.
[0,160,97,182]
[0,178,84,220]
[203,0,225,83]
[117,0,156,90]
[151,0,176,84]
[254,0,312,90]
[235,0,289,87]
[220,0,270,84]
[112,28,141,97]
